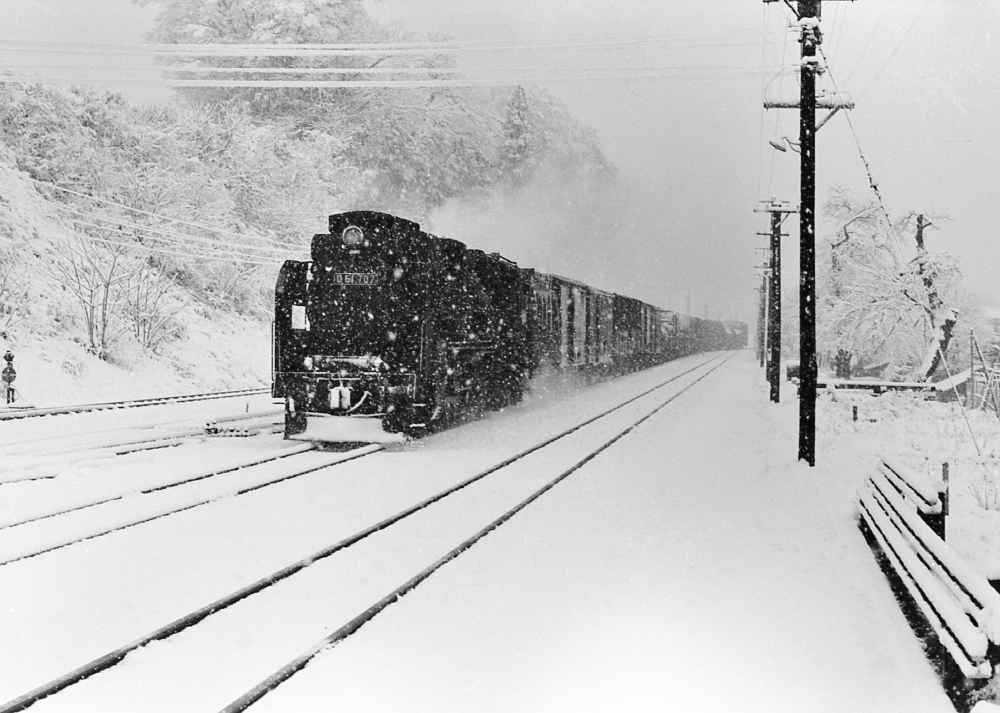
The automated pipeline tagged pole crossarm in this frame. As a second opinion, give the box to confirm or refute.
[765,97,853,131]
[761,0,855,6]
[764,96,854,110]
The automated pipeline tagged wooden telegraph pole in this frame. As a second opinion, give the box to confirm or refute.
[755,248,770,368]
[763,0,854,466]
[754,199,796,403]
[798,1,819,465]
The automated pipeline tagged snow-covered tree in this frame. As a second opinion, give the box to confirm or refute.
[498,86,536,185]
[138,0,390,122]
[908,213,959,378]
[137,0,376,44]
[818,188,963,381]
[44,231,133,360]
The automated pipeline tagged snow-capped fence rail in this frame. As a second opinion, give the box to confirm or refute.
[858,456,1000,681]
[878,457,947,538]
[819,378,932,395]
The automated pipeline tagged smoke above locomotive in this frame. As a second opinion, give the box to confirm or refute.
[272,211,747,443]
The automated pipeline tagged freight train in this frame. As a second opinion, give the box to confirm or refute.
[272,211,747,442]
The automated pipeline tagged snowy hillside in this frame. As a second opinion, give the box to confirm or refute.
[0,155,271,406]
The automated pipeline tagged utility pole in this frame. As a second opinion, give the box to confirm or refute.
[754,246,770,369]
[763,0,854,466]
[754,199,796,404]
[757,273,768,367]
[798,0,819,466]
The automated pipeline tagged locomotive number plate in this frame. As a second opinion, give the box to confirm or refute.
[330,272,381,286]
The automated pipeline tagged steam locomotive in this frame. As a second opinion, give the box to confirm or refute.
[272,211,746,442]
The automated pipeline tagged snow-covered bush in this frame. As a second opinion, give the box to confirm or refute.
[969,461,1000,512]
[0,255,27,340]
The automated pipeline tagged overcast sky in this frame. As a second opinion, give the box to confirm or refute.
[1,0,998,324]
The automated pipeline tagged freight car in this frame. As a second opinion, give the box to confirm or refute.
[272,211,744,442]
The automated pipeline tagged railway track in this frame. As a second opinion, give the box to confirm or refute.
[0,439,382,566]
[1,352,733,713]
[0,387,270,421]
[0,409,285,479]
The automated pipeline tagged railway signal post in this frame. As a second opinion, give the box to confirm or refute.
[763,0,854,466]
[3,350,16,404]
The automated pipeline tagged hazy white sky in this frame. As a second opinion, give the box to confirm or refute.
[1,0,999,323]
[371,0,1000,322]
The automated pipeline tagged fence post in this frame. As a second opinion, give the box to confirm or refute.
[940,462,950,541]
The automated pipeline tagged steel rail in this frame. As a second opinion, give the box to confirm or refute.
[221,353,733,711]
[0,388,269,421]
[0,353,728,713]
[0,411,285,484]
[0,437,306,537]
[0,407,281,453]
[0,442,377,568]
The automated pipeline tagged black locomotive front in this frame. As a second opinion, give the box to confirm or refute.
[273,212,433,441]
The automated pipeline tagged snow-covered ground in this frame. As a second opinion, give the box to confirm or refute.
[0,312,271,409]
[818,385,1000,583]
[0,351,971,712]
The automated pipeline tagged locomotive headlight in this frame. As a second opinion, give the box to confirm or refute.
[342,226,364,247]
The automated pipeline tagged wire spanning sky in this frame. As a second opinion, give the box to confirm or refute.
[1,0,998,324]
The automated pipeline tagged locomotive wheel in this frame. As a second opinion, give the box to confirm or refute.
[382,401,433,438]
[381,408,406,435]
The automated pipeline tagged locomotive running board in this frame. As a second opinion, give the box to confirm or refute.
[288,414,407,444]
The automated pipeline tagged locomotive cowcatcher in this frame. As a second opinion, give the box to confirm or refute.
[272,211,531,442]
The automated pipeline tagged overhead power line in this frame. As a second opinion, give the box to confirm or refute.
[0,62,783,76]
[53,204,290,260]
[30,178,287,252]
[0,32,783,55]
[0,34,786,87]
[58,218,283,266]
[0,72,770,88]
[25,178,301,266]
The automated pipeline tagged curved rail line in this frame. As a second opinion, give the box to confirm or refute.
[0,387,269,421]
[223,352,733,712]
[0,351,730,713]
